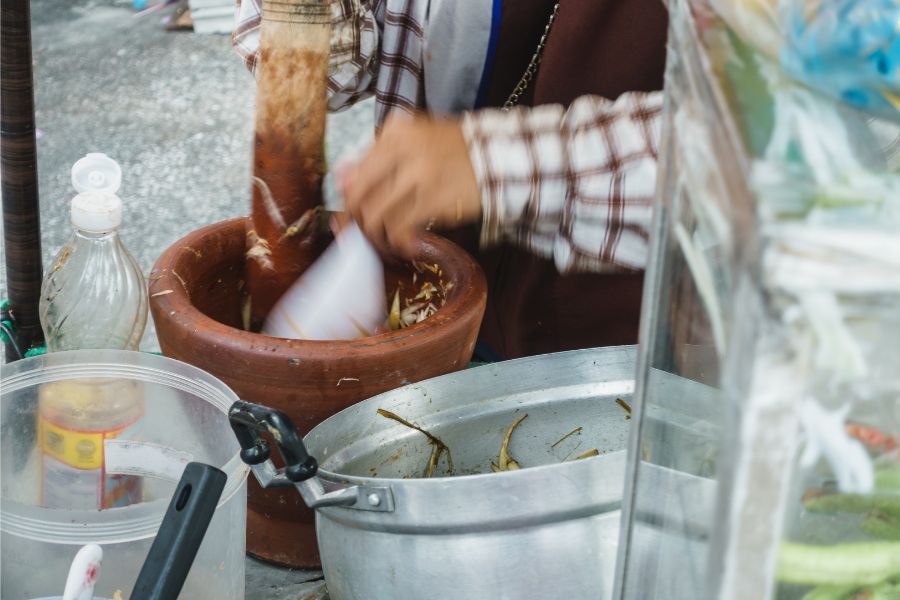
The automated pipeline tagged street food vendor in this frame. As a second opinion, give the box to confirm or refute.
[233,0,667,361]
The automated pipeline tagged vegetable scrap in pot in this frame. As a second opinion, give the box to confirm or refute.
[415,282,437,301]
[570,449,600,461]
[388,289,402,330]
[616,398,632,419]
[245,229,274,271]
[492,414,528,472]
[387,261,454,331]
[413,261,442,276]
[551,427,583,448]
[377,409,604,478]
[241,295,252,332]
[377,408,453,477]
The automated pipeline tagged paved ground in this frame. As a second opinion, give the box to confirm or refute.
[2,0,373,353]
[245,557,328,600]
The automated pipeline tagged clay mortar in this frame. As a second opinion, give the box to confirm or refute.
[149,217,487,567]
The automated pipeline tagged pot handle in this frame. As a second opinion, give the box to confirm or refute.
[228,400,318,483]
[228,400,395,513]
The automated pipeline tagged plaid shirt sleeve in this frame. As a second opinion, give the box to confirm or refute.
[462,92,663,273]
[232,0,382,111]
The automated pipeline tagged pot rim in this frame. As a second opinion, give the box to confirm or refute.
[149,217,487,361]
[315,445,623,487]
[293,347,638,530]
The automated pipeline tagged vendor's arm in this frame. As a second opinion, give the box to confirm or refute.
[233,0,381,110]
[343,92,663,272]
[465,93,662,273]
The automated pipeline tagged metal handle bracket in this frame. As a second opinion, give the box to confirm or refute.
[230,400,395,513]
[249,459,395,512]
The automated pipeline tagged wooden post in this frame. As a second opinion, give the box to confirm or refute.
[1,0,44,361]
[245,0,331,326]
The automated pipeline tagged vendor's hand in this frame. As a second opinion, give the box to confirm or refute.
[339,114,481,258]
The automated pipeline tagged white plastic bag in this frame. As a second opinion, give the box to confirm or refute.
[263,222,386,340]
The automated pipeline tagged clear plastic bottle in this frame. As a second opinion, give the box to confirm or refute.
[37,153,147,510]
[40,153,147,351]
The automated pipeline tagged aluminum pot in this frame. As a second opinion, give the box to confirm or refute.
[229,346,636,600]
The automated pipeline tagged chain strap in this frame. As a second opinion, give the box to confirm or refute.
[502,2,561,111]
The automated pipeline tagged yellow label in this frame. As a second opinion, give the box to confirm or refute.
[39,418,126,470]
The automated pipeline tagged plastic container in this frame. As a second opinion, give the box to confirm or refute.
[39,153,148,352]
[0,351,248,600]
[263,222,386,340]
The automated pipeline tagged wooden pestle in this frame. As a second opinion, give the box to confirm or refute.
[245,0,331,327]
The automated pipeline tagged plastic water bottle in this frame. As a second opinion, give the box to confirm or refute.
[39,153,147,351]
[37,153,147,510]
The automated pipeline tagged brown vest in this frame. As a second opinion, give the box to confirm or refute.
[446,0,668,360]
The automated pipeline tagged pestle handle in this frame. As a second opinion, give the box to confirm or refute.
[245,0,332,326]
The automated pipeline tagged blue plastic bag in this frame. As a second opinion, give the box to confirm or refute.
[781,0,900,119]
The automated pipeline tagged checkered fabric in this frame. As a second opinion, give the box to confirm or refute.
[463,93,663,272]
[233,0,663,272]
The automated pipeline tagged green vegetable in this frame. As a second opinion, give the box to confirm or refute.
[802,584,861,600]
[876,468,900,493]
[870,580,900,600]
[802,581,900,600]
[804,494,900,519]
[777,541,900,586]
[862,511,900,541]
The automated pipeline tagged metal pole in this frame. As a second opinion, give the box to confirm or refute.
[1,0,44,361]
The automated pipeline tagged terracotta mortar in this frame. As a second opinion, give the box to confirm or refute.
[149,217,486,567]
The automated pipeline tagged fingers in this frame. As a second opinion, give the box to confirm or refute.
[384,197,425,259]
[355,167,419,256]
[343,116,411,212]
[339,114,481,259]
[343,121,407,228]
[346,150,396,211]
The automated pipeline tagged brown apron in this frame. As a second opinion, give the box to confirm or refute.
[445,0,669,360]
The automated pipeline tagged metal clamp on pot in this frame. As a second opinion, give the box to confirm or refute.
[229,400,395,513]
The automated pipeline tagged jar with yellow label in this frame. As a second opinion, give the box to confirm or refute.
[38,378,144,510]
[36,153,149,510]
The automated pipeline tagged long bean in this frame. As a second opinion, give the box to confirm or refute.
[777,541,900,586]
[804,493,900,519]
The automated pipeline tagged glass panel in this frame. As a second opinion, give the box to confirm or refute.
[617,1,900,599]
[616,5,740,593]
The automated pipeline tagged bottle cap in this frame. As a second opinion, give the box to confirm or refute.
[69,153,123,232]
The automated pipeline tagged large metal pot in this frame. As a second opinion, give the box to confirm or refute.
[230,346,636,600]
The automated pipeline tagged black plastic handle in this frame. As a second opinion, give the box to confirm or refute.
[130,462,227,600]
[228,400,318,482]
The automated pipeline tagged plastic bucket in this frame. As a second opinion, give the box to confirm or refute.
[1,350,248,599]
